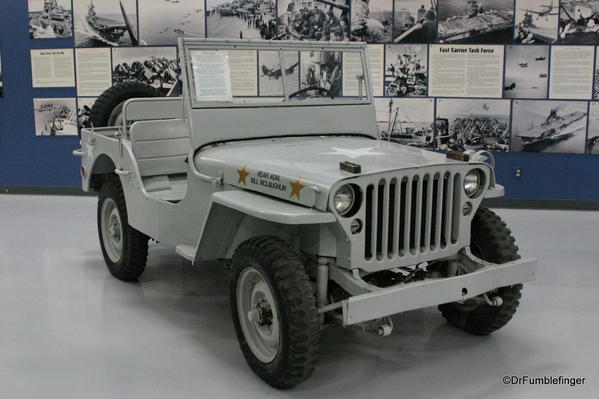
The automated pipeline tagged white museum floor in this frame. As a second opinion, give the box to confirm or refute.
[0,195,597,399]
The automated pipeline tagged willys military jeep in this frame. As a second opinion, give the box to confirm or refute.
[74,39,537,388]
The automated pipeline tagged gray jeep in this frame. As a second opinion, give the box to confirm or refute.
[74,38,537,388]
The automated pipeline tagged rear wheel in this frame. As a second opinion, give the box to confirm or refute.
[97,177,148,281]
[91,81,160,127]
[230,236,320,389]
[438,208,523,335]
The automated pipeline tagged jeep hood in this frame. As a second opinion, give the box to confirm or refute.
[194,136,461,210]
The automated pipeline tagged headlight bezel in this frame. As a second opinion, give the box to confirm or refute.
[463,169,485,198]
[333,184,361,217]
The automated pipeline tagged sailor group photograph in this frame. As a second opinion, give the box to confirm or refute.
[28,0,73,39]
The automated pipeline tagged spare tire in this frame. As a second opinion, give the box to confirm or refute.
[91,81,160,127]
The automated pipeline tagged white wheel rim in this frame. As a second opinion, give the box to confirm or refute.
[236,267,280,363]
[100,198,123,263]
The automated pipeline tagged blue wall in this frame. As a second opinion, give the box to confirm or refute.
[0,0,598,199]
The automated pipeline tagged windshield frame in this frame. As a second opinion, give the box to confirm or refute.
[180,38,373,109]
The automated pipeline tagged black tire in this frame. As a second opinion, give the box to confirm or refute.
[230,236,320,389]
[97,177,149,281]
[91,81,160,127]
[438,208,523,335]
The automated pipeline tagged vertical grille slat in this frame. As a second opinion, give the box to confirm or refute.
[362,168,462,263]
[371,183,379,260]
[443,172,454,247]
[412,177,423,253]
[402,177,412,255]
[380,180,390,259]
[434,173,444,249]
[423,175,434,250]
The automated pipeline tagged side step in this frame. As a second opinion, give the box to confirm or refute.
[175,245,196,261]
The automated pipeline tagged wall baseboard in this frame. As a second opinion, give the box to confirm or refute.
[482,198,599,211]
[1,186,598,210]
[0,186,95,196]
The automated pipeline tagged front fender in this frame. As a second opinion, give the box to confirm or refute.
[192,190,336,264]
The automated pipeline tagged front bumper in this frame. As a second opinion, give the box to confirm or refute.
[341,257,537,325]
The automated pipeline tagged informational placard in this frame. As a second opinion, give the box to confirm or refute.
[343,47,383,97]
[227,50,258,97]
[30,49,75,88]
[75,48,111,96]
[549,46,594,100]
[429,45,504,98]
[190,50,233,102]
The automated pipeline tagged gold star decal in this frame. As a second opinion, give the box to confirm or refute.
[290,178,305,199]
[237,167,249,185]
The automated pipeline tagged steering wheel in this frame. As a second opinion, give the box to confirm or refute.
[288,86,334,99]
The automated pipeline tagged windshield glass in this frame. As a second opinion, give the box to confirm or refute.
[187,45,370,107]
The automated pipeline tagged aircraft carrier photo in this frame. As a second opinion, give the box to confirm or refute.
[438,0,514,43]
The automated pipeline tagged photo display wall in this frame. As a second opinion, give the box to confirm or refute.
[25,0,599,154]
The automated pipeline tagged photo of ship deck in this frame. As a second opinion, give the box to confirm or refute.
[438,0,514,43]
[384,44,428,97]
[73,0,138,47]
[207,0,276,39]
[139,0,205,45]
[511,100,588,153]
[28,0,73,39]
[435,98,511,152]
[559,0,599,44]
[375,98,435,148]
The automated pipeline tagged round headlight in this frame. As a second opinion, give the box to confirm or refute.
[464,169,482,197]
[333,185,355,216]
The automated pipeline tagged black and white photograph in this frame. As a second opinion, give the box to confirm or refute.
[438,0,514,43]
[513,0,559,43]
[503,45,549,98]
[384,44,427,97]
[375,97,435,148]
[28,0,73,39]
[511,100,588,153]
[77,97,96,131]
[435,98,511,151]
[351,0,393,43]
[277,0,351,41]
[139,0,205,45]
[300,51,342,97]
[559,0,599,44]
[587,101,599,153]
[594,48,599,99]
[73,0,138,47]
[112,47,178,94]
[393,0,437,43]
[33,98,78,136]
[207,0,277,40]
[259,51,300,96]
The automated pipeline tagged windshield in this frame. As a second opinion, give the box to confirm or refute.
[185,42,371,107]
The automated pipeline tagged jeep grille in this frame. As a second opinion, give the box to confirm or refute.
[363,171,462,261]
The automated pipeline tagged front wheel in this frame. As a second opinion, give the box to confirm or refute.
[97,177,149,281]
[230,236,320,389]
[438,208,523,335]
